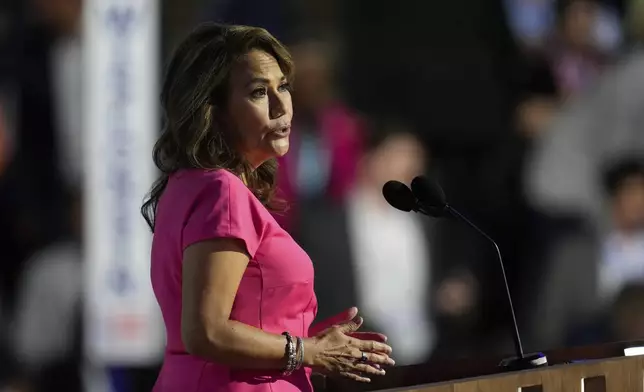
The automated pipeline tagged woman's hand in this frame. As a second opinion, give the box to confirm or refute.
[309,307,388,343]
[304,316,395,383]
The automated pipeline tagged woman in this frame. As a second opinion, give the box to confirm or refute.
[142,23,394,392]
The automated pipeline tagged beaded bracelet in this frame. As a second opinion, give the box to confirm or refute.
[295,336,304,370]
[282,332,297,375]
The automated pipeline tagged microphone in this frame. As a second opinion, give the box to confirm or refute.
[382,180,417,213]
[383,176,547,371]
[382,180,445,218]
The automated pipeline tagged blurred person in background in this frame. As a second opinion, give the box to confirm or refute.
[7,188,85,392]
[24,0,84,188]
[547,0,620,99]
[0,0,83,314]
[16,0,84,219]
[0,0,84,389]
[525,0,644,228]
[509,0,560,140]
[296,122,470,365]
[598,158,644,300]
[507,0,623,334]
[510,0,622,144]
[530,156,644,349]
[341,0,542,352]
[276,35,365,230]
[6,184,158,392]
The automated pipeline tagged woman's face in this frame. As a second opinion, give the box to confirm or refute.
[224,49,293,168]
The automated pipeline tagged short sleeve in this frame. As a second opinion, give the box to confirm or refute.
[181,172,264,257]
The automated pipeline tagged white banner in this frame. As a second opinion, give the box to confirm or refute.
[83,0,164,365]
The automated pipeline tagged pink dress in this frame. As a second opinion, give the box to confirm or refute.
[151,169,318,392]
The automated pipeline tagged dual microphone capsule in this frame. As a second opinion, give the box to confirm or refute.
[382,176,547,371]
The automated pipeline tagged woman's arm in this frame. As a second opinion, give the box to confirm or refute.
[181,238,299,370]
[181,238,394,377]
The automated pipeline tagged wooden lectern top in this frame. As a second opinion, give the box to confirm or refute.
[314,340,644,392]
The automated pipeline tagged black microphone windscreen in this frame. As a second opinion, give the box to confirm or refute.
[382,181,416,212]
[411,176,447,208]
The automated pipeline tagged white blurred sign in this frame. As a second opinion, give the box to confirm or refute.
[83,0,163,365]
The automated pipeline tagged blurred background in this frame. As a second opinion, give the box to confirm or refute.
[2,0,644,390]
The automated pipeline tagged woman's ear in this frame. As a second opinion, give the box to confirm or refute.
[204,103,223,133]
[209,103,229,131]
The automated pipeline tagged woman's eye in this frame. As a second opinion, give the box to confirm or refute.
[251,87,267,98]
[278,82,292,92]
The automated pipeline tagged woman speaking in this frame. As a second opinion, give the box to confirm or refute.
[142,23,394,392]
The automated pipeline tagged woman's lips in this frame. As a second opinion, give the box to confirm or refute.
[272,126,291,138]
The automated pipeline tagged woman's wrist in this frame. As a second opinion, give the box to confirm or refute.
[302,337,320,368]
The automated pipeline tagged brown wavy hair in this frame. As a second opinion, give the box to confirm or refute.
[141,23,294,232]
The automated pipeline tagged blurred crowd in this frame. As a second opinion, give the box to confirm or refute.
[2,0,644,391]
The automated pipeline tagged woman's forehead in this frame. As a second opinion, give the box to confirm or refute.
[232,50,285,84]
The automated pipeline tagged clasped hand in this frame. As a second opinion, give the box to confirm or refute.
[305,307,394,383]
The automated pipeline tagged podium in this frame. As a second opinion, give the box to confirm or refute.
[313,340,644,392]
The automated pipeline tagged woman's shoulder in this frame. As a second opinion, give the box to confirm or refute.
[171,168,246,192]
[165,168,261,213]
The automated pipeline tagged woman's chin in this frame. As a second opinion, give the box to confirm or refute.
[270,140,290,157]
